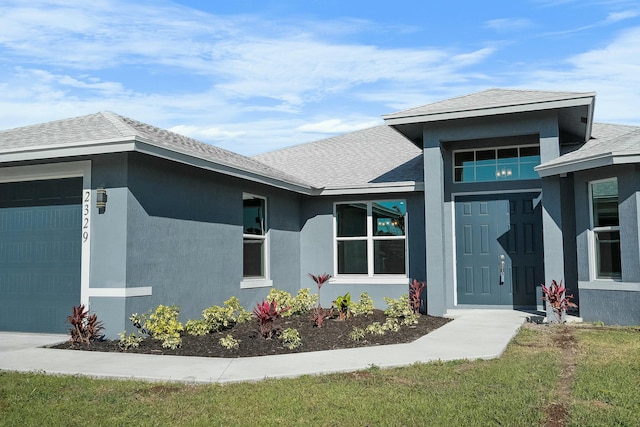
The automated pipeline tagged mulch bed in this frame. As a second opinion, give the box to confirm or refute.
[52,310,451,358]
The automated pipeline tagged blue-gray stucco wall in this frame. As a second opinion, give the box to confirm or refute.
[573,164,640,325]
[89,153,303,337]
[580,289,640,325]
[299,192,425,309]
[422,112,557,316]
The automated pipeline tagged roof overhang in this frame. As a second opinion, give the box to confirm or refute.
[0,136,319,195]
[536,152,640,177]
[383,92,596,147]
[317,181,424,196]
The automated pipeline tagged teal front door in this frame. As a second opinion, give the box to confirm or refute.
[455,193,544,307]
[0,178,82,333]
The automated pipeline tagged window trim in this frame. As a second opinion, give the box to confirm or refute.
[333,200,408,281]
[452,144,541,183]
[588,178,621,281]
[240,193,272,289]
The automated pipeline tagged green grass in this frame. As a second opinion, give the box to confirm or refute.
[0,325,638,426]
[568,327,640,426]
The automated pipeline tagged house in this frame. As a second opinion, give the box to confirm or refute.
[1,89,638,337]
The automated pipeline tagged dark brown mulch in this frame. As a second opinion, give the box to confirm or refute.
[52,310,451,358]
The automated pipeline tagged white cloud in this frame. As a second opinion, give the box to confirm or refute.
[169,124,245,141]
[484,18,533,32]
[296,119,381,134]
[605,10,640,24]
[515,26,640,124]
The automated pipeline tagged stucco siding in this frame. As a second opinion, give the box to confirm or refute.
[580,289,640,325]
[423,112,554,315]
[299,193,424,309]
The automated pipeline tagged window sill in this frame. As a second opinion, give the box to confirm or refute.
[579,281,640,292]
[330,276,409,285]
[240,278,273,289]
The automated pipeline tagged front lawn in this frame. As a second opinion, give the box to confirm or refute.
[1,324,638,426]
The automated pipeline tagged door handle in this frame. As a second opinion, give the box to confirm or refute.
[499,255,505,285]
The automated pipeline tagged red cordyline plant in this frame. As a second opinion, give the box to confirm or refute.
[253,300,290,338]
[541,280,577,323]
[309,273,331,307]
[409,279,426,314]
[67,304,104,345]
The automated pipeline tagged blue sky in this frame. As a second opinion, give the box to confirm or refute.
[0,0,638,155]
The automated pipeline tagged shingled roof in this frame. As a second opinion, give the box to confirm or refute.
[383,88,596,122]
[0,111,314,192]
[537,122,640,176]
[253,125,423,193]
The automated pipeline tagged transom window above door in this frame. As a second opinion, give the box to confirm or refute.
[454,146,540,182]
[335,200,406,277]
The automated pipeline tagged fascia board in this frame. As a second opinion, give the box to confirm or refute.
[0,138,137,163]
[383,96,595,126]
[0,136,318,195]
[319,181,424,195]
[536,152,640,177]
[536,153,613,177]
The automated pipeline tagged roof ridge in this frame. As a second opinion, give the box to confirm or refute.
[98,111,139,137]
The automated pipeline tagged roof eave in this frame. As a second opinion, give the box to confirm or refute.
[318,181,424,195]
[132,139,317,195]
[0,136,319,195]
[0,137,138,162]
[383,95,596,126]
[536,152,640,177]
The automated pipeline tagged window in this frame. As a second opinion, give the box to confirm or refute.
[453,146,540,182]
[243,194,267,279]
[590,179,621,279]
[335,200,406,276]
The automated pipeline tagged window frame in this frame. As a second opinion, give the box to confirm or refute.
[588,178,622,281]
[452,144,541,183]
[333,200,408,283]
[240,193,272,289]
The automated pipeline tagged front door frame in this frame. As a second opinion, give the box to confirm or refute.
[451,188,542,307]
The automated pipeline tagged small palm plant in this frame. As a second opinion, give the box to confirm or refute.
[308,273,331,308]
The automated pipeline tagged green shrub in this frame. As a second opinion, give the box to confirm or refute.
[185,319,211,336]
[279,328,302,350]
[143,304,184,349]
[267,289,294,317]
[290,288,318,315]
[349,327,365,341]
[188,296,251,336]
[383,318,401,332]
[224,296,252,323]
[129,305,184,349]
[366,322,386,335]
[383,294,418,325]
[118,331,144,351]
[219,334,240,350]
[350,292,375,316]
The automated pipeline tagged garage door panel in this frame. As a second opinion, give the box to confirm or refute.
[0,178,82,333]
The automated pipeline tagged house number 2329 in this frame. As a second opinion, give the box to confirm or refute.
[82,190,90,243]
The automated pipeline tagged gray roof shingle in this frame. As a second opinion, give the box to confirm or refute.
[253,125,423,189]
[383,88,595,120]
[537,122,640,174]
[0,111,313,189]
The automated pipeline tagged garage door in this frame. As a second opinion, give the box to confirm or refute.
[0,178,82,333]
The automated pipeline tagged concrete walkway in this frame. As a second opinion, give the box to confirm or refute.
[0,310,529,384]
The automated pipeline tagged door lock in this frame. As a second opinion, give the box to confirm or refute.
[499,254,505,285]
